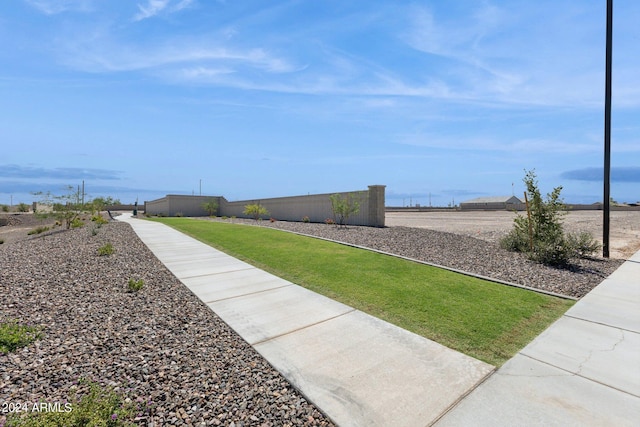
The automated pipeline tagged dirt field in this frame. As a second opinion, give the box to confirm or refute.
[386,210,640,260]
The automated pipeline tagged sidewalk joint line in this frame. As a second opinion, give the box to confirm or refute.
[563,314,639,335]
[518,353,640,398]
[251,309,357,346]
[179,267,256,280]
[202,283,294,304]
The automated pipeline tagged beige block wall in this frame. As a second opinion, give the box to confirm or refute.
[218,185,385,226]
[144,186,386,227]
[144,195,221,217]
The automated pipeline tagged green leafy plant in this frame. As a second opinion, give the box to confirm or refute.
[98,243,115,256]
[329,192,362,227]
[0,319,42,354]
[201,198,219,216]
[501,170,599,265]
[91,215,108,225]
[1,204,9,212]
[5,378,151,426]
[324,218,335,225]
[302,216,310,223]
[71,218,85,229]
[243,203,269,221]
[27,226,50,235]
[127,279,144,293]
[17,203,30,213]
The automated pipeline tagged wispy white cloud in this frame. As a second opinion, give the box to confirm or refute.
[59,30,301,77]
[398,2,618,108]
[133,0,194,22]
[134,0,170,21]
[397,133,602,155]
[24,0,94,15]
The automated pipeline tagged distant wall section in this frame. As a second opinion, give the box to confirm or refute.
[144,195,221,217]
[144,185,386,227]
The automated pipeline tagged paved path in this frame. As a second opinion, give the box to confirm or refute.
[119,214,639,426]
[117,214,493,427]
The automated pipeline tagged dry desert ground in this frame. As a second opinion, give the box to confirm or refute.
[386,209,640,260]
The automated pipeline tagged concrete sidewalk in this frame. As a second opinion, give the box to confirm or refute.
[119,214,639,426]
[117,214,494,427]
[436,250,640,426]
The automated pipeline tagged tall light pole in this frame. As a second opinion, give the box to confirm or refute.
[603,0,613,258]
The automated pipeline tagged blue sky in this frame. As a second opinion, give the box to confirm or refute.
[1,0,639,207]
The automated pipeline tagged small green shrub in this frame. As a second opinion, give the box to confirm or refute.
[5,378,151,426]
[302,216,310,223]
[221,216,228,220]
[1,204,8,212]
[0,239,4,244]
[127,279,144,293]
[27,226,50,235]
[91,215,108,224]
[501,170,599,266]
[174,212,183,217]
[201,199,219,216]
[17,203,30,213]
[70,218,85,229]
[98,243,115,256]
[0,320,42,353]
[567,231,601,258]
[244,204,269,221]
[329,192,362,227]
[325,218,336,225]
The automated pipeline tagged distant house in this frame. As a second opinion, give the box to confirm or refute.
[460,196,523,210]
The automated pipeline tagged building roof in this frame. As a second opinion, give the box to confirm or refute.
[461,196,523,204]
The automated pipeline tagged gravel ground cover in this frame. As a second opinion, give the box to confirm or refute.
[203,218,624,298]
[0,212,627,425]
[1,220,334,426]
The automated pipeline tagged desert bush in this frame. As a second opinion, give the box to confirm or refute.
[127,278,144,293]
[98,243,115,256]
[5,378,150,426]
[567,231,601,258]
[1,204,8,212]
[329,192,361,227]
[201,199,219,216]
[71,217,85,229]
[17,203,29,212]
[32,186,82,229]
[27,226,50,235]
[91,215,108,224]
[244,204,269,221]
[501,170,599,266]
[0,320,42,354]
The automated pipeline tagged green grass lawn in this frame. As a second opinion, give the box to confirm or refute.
[151,218,573,366]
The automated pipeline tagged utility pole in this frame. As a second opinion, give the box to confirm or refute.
[603,0,613,258]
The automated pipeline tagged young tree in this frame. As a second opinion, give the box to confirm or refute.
[329,192,362,227]
[32,186,84,229]
[243,203,269,221]
[501,170,599,265]
[201,199,219,217]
